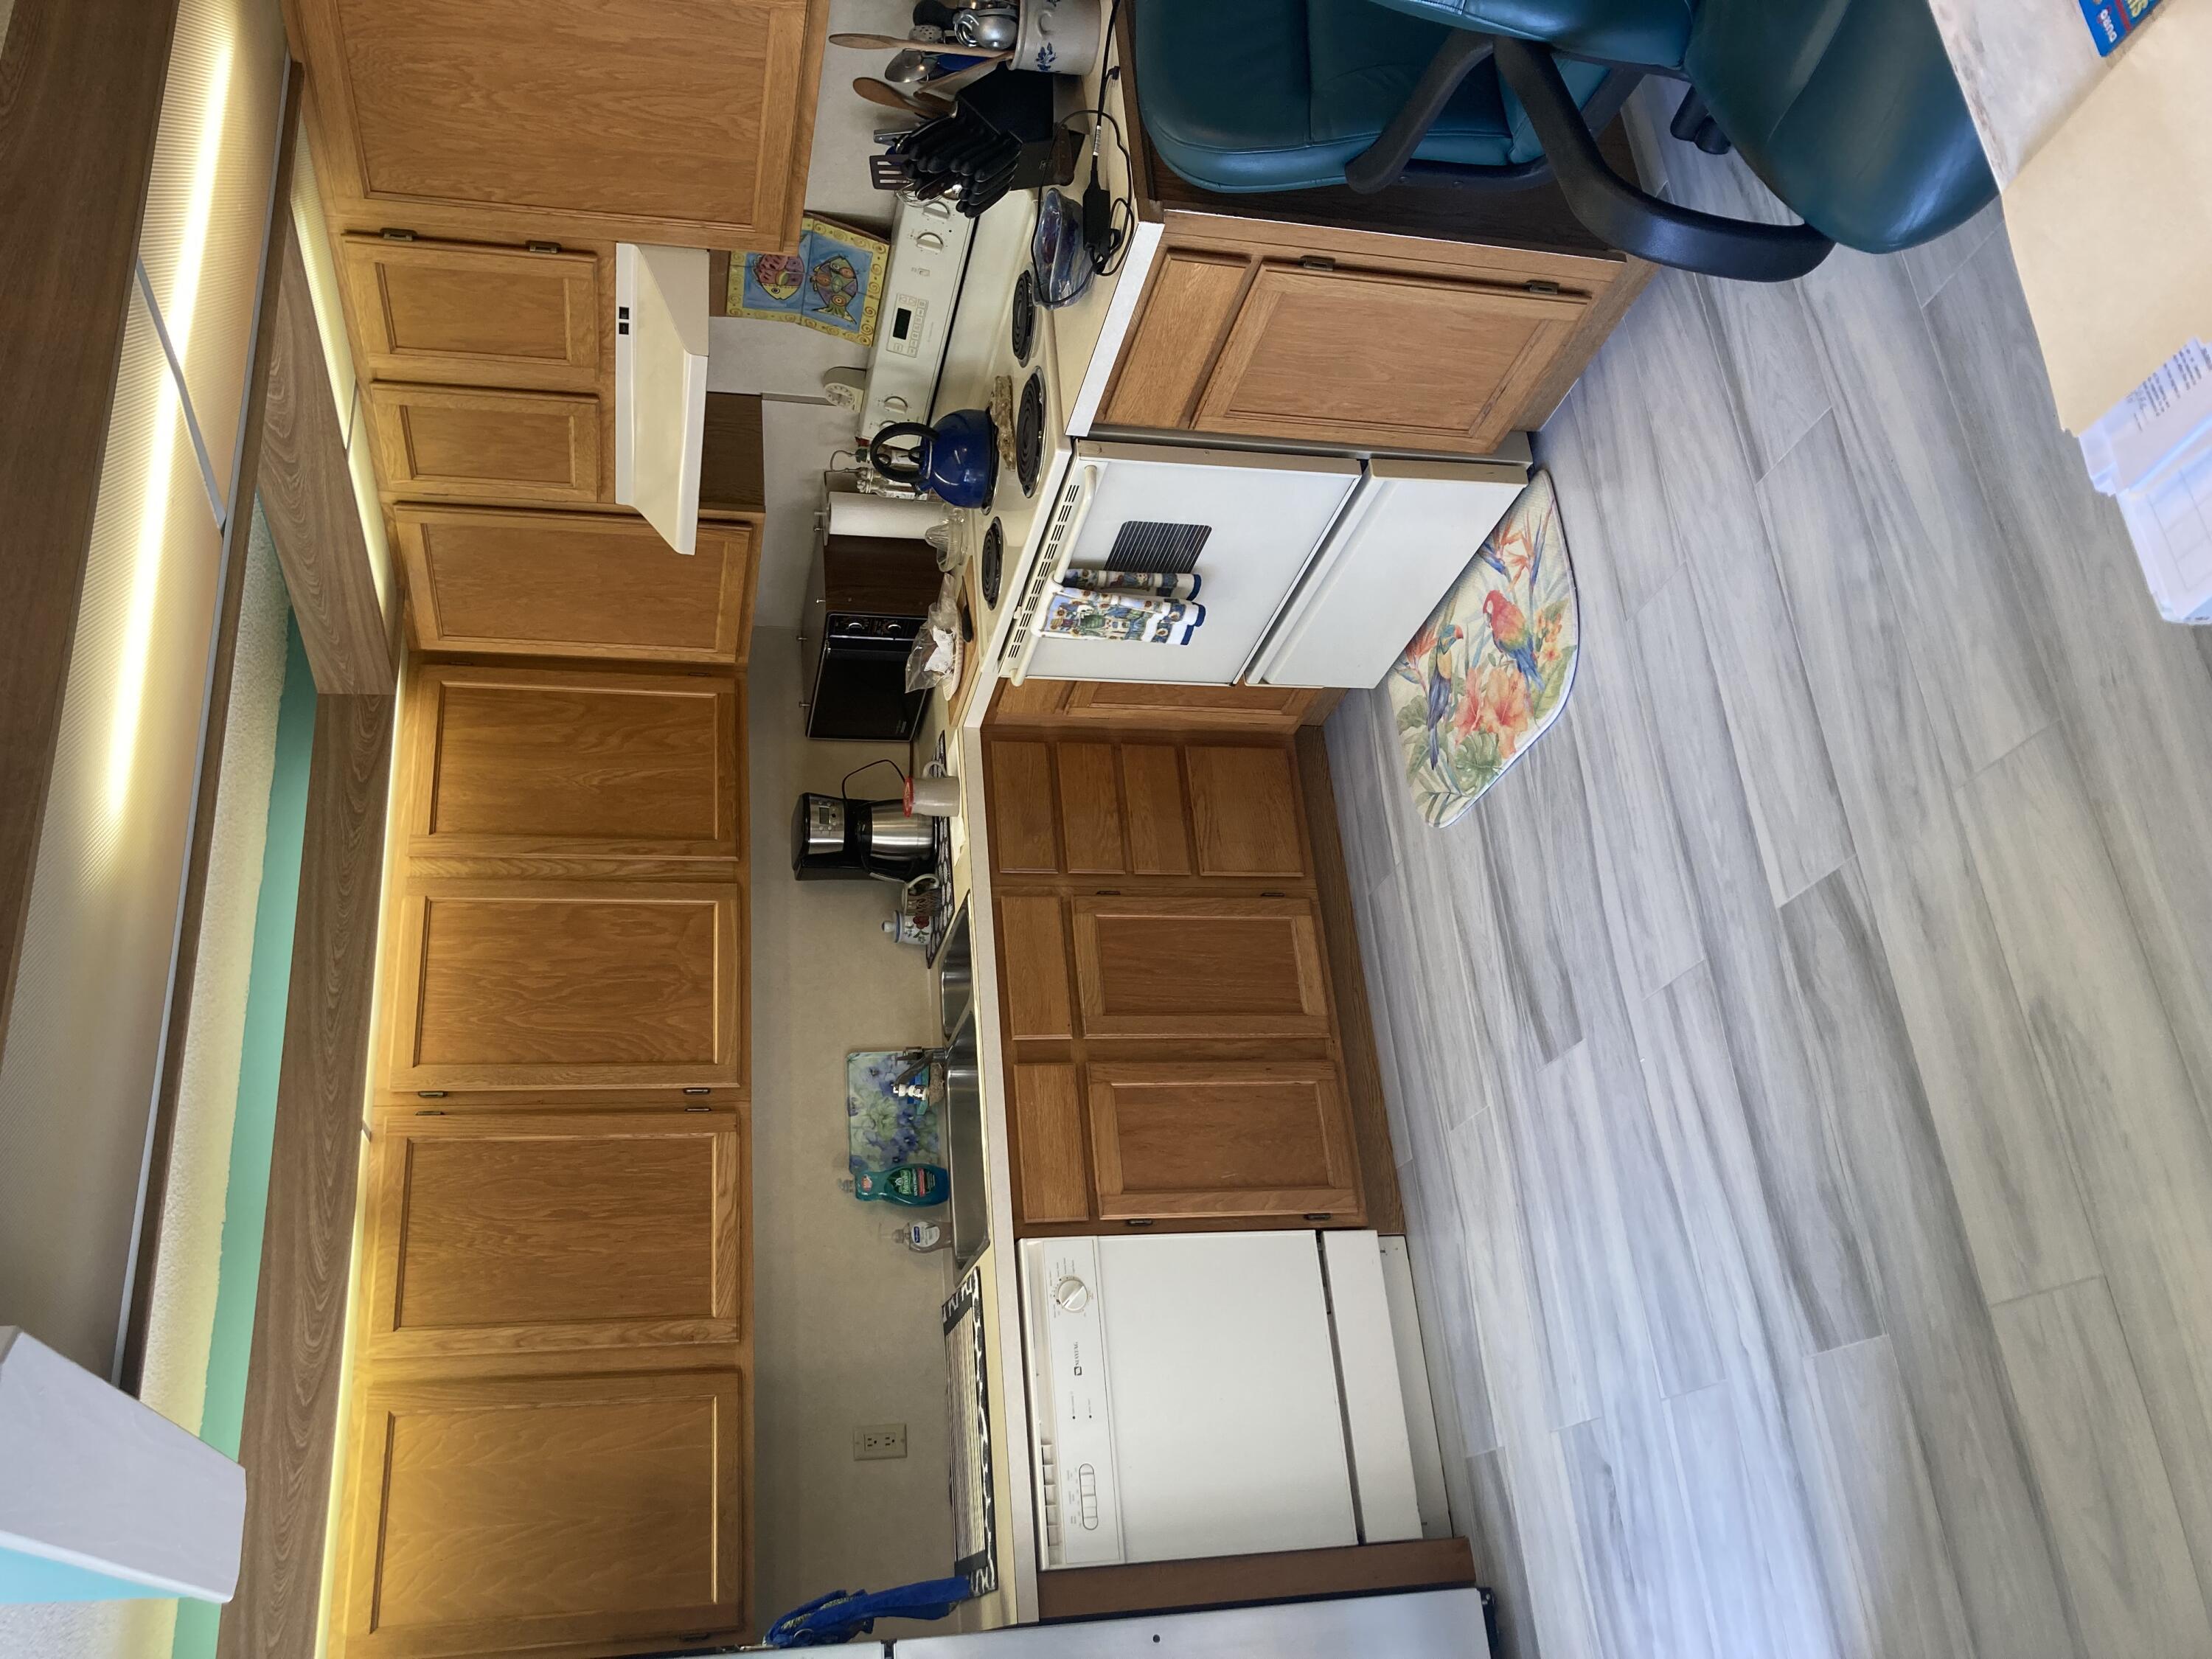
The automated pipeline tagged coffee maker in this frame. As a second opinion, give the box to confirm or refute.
[790,791,935,882]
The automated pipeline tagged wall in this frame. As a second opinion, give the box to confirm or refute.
[748,629,959,1635]
[708,0,919,634]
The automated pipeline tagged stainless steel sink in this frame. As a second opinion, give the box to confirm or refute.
[942,1009,988,1275]
[935,903,973,1036]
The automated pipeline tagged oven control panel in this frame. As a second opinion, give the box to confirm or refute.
[1020,1237,1124,1568]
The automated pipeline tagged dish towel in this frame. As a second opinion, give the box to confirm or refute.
[1040,568,1206,644]
[1387,470,1579,827]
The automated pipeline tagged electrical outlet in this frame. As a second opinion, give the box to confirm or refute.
[853,1422,907,1461]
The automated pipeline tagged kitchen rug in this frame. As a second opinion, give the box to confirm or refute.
[1387,470,1579,828]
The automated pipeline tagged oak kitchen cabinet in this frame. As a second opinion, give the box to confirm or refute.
[1099,214,1632,456]
[383,876,745,1093]
[335,1367,748,1659]
[362,1112,745,1359]
[400,665,745,864]
[340,234,603,392]
[287,0,824,254]
[394,505,759,666]
[985,734,1366,1231]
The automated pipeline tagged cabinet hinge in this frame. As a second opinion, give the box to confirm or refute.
[1525,279,1562,296]
[380,227,417,242]
[1298,254,1336,271]
[526,240,563,254]
[417,1090,447,1098]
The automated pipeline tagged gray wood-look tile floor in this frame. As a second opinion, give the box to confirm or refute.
[1328,121,2212,1659]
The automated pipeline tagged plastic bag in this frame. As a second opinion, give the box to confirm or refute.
[904,569,964,693]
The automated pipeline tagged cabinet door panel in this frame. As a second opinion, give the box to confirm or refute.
[337,1369,745,1658]
[370,382,603,504]
[1059,681,1318,729]
[988,740,1059,874]
[1186,745,1306,878]
[1100,249,1251,429]
[301,0,818,249]
[341,234,600,390]
[366,1113,741,1354]
[999,896,1074,1042]
[1012,1064,1091,1223]
[1087,1062,1359,1220]
[406,666,740,860]
[1057,742,1125,874]
[1071,897,1329,1038]
[1120,745,1192,876]
[386,879,742,1090]
[396,505,756,663]
[1197,263,1586,455]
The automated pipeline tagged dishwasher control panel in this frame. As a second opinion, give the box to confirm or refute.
[1020,1237,1124,1568]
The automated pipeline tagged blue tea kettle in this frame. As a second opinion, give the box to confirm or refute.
[868,408,998,509]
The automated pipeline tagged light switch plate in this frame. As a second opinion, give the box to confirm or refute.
[853,1422,907,1461]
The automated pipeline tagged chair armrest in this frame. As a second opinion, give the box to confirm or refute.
[1346,31,1497,195]
[1491,36,1834,281]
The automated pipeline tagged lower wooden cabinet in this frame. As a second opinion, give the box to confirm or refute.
[336,1368,747,1658]
[1012,1061,1360,1225]
[394,504,759,666]
[1088,1061,1358,1220]
[364,1113,744,1357]
[383,877,745,1092]
[1071,895,1331,1040]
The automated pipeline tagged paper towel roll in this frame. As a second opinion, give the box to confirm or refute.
[827,492,945,541]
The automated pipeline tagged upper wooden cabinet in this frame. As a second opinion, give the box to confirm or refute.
[335,1368,747,1658]
[403,665,742,863]
[384,877,744,1092]
[394,504,758,665]
[1099,218,1622,456]
[368,382,605,505]
[340,234,602,392]
[1071,896,1331,1040]
[364,1112,743,1358]
[291,0,825,252]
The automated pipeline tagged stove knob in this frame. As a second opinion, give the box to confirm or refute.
[1051,1276,1091,1313]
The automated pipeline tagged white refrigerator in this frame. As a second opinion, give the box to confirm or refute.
[1004,440,1527,691]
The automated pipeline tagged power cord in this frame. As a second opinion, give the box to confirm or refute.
[1064,0,1132,276]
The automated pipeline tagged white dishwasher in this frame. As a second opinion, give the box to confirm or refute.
[1020,1231,1426,1568]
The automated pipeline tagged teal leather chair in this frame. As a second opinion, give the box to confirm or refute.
[1133,0,1994,281]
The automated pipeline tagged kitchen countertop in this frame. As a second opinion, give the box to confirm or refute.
[907,52,1160,1630]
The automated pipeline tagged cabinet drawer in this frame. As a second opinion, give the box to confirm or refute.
[1070,896,1330,1039]
[1087,1061,1359,1221]
[383,877,744,1091]
[395,504,757,664]
[341,234,602,391]
[363,1113,743,1356]
[335,1368,746,1658]
[403,665,742,861]
[1195,261,1587,455]
[369,381,604,504]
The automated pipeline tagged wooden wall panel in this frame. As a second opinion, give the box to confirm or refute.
[218,697,394,1659]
